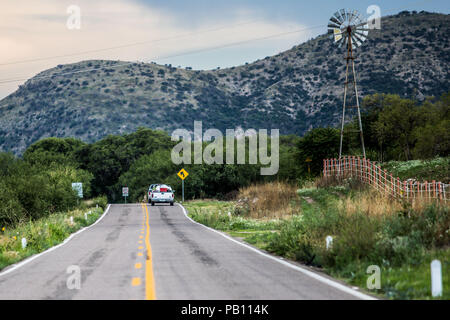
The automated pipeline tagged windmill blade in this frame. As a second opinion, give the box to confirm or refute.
[351,34,362,48]
[332,28,346,42]
[354,29,368,40]
[329,17,342,26]
[353,31,367,44]
[343,9,349,22]
[348,10,358,25]
[333,11,344,24]
[355,28,370,35]
[340,9,347,22]
[356,25,370,34]
[355,25,369,38]
[353,13,363,26]
[353,20,369,29]
[328,21,341,29]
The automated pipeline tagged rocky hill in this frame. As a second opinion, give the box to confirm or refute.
[0,11,449,154]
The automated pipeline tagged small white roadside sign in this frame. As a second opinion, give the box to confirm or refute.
[72,183,83,198]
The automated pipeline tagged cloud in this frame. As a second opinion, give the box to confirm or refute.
[0,0,314,99]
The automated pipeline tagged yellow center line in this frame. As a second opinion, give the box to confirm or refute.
[131,277,141,286]
[142,203,156,300]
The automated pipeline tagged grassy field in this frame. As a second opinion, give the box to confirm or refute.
[185,182,449,300]
[0,196,107,271]
[380,157,449,183]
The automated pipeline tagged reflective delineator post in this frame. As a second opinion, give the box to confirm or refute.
[21,238,27,249]
[326,236,333,250]
[431,260,442,297]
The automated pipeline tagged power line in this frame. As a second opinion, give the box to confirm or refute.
[0,19,264,67]
[0,24,325,85]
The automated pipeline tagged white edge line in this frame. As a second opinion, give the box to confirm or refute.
[176,203,377,300]
[0,204,111,278]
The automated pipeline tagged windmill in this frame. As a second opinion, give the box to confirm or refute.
[328,9,369,159]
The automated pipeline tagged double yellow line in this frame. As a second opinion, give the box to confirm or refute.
[141,203,156,300]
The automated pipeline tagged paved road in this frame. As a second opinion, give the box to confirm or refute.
[0,204,373,300]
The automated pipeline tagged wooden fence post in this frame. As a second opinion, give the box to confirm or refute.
[404,181,408,199]
[432,180,436,200]
[384,170,387,194]
[390,174,394,198]
[417,181,420,200]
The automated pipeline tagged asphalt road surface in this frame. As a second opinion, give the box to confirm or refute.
[0,204,374,300]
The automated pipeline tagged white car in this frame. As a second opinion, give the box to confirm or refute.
[150,185,174,206]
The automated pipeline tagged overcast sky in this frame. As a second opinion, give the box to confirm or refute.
[0,0,448,99]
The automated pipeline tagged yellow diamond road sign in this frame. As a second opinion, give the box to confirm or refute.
[177,168,189,180]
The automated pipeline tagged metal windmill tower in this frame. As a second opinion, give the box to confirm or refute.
[328,9,369,159]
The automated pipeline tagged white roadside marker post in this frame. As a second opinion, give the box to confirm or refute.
[431,260,443,297]
[326,236,333,250]
[21,238,27,249]
[70,216,74,224]
[84,213,88,221]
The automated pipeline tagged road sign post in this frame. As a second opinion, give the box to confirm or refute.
[122,187,129,204]
[72,182,83,206]
[177,169,189,203]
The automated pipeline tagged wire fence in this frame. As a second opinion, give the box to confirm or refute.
[323,156,449,202]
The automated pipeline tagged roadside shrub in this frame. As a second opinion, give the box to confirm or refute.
[328,213,381,270]
[0,152,93,225]
[0,182,25,225]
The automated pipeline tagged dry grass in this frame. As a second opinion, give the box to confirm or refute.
[236,182,299,219]
[336,191,403,217]
[336,188,449,218]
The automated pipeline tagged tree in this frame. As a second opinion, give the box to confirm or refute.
[297,127,340,176]
[371,95,417,160]
[24,137,85,167]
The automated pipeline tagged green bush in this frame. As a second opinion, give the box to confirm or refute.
[0,152,94,226]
